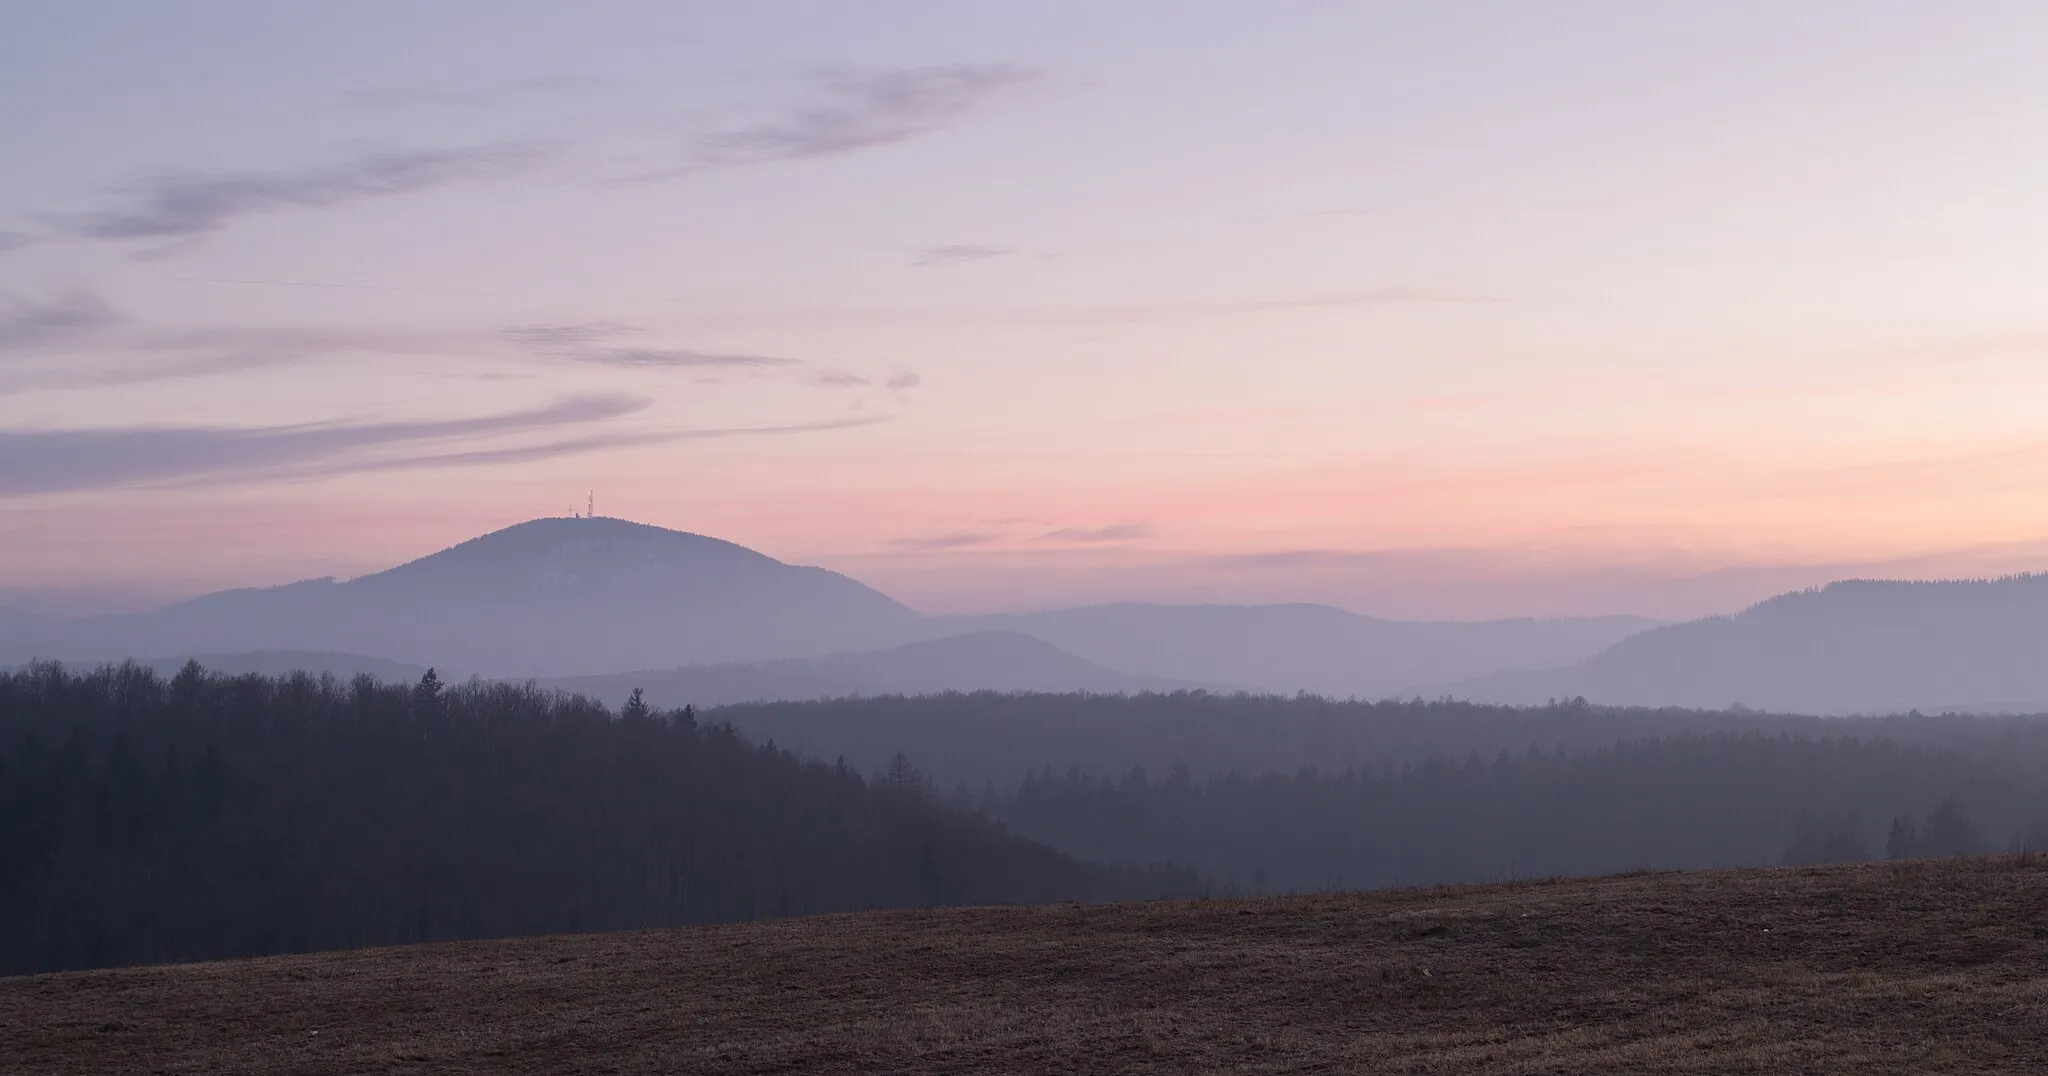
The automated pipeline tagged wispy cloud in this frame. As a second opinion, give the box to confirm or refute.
[0,352,283,398]
[345,76,603,110]
[0,293,478,393]
[148,323,466,357]
[0,291,125,352]
[586,348,799,369]
[810,368,871,387]
[1048,289,1497,327]
[634,65,1036,181]
[811,367,925,391]
[499,321,640,349]
[46,143,554,246]
[245,415,892,484]
[891,531,1003,550]
[913,243,1013,267]
[0,232,41,254]
[501,320,893,376]
[0,394,647,496]
[502,323,799,369]
[159,274,549,299]
[636,291,1497,333]
[1041,523,1151,543]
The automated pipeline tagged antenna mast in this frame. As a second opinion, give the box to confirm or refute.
[587,490,595,520]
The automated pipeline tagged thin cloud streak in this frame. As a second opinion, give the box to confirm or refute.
[891,531,1003,551]
[501,322,798,368]
[47,142,555,244]
[500,322,640,349]
[810,368,871,387]
[501,321,906,382]
[585,348,799,368]
[345,76,603,110]
[0,394,648,496]
[632,65,1036,181]
[0,291,125,352]
[913,243,1013,267]
[0,232,41,254]
[150,324,466,356]
[1042,523,1152,543]
[636,290,1499,332]
[158,274,557,299]
[1045,289,1500,327]
[239,415,894,484]
[0,353,285,398]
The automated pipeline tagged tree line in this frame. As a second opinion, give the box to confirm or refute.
[714,691,2048,793]
[978,732,2048,895]
[14,665,2048,976]
[0,662,1193,975]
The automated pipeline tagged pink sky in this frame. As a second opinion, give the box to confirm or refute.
[3,3,2047,618]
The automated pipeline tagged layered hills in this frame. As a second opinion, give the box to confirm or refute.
[543,630,1206,709]
[941,602,1659,698]
[1458,575,2048,713]
[9,518,2048,714]
[0,516,1654,695]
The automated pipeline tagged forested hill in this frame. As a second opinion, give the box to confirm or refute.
[0,663,1194,975]
[708,690,2048,791]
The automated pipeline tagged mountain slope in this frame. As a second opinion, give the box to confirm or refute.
[543,630,1209,709]
[934,603,1661,698]
[6,518,922,676]
[1454,575,2048,713]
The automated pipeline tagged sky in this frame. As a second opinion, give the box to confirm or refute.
[3,1,2048,620]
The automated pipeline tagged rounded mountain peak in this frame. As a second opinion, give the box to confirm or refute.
[346,516,799,598]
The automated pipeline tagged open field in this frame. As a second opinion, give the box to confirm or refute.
[8,857,2048,1074]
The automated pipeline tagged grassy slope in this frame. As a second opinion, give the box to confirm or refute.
[8,857,2048,1074]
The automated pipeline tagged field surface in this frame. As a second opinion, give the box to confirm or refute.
[8,858,2048,1074]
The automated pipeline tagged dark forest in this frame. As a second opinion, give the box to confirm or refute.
[10,664,2048,975]
[0,663,1190,975]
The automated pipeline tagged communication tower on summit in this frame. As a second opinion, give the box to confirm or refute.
[587,491,595,519]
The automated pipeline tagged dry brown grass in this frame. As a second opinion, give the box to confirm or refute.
[9,856,2048,1074]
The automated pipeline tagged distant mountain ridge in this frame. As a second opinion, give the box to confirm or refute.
[12,520,2046,715]
[935,603,1663,699]
[1,518,1667,693]
[543,630,1222,709]
[1452,575,2048,714]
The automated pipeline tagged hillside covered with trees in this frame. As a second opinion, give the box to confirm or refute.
[714,690,2048,791]
[982,733,2048,894]
[0,663,1192,975]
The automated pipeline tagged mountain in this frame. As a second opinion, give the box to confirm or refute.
[1452,576,2048,714]
[931,603,1662,698]
[0,606,49,650]
[542,630,1212,709]
[3,518,922,677]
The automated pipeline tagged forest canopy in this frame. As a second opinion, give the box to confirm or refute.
[0,662,1190,975]
[9,665,2048,975]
